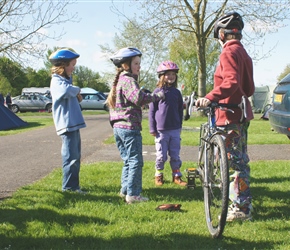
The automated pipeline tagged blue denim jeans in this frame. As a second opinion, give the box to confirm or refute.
[155,129,182,176]
[113,128,143,196]
[60,130,81,191]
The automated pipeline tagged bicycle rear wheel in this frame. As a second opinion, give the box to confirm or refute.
[204,134,229,238]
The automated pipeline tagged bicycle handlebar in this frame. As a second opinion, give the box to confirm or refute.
[185,93,247,123]
[196,96,247,123]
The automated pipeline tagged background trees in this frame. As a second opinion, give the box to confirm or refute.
[277,64,290,82]
[0,0,290,97]
[0,0,77,96]
[74,66,110,93]
[100,19,167,91]
[0,58,28,96]
[112,0,290,97]
[0,0,77,67]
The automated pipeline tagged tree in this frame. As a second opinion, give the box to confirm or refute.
[277,64,290,82]
[25,68,51,88]
[0,1,77,68]
[0,57,28,96]
[169,31,219,95]
[100,19,166,91]
[74,66,110,92]
[114,0,290,97]
[0,72,12,97]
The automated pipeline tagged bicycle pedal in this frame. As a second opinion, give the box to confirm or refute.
[185,168,199,189]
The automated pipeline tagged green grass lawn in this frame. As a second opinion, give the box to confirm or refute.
[1,112,290,249]
[105,113,290,145]
[2,112,289,145]
[1,160,290,249]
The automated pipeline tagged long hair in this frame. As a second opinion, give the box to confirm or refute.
[51,61,70,79]
[106,60,131,109]
[156,74,178,88]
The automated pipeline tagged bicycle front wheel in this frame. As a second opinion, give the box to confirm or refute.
[204,134,229,238]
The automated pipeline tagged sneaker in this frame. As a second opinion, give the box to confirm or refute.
[119,192,126,199]
[63,188,87,194]
[172,176,187,186]
[125,195,149,204]
[155,174,164,186]
[228,203,254,213]
[75,188,87,195]
[226,205,252,222]
[248,203,254,213]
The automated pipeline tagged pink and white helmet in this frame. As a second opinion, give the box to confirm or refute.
[157,61,179,75]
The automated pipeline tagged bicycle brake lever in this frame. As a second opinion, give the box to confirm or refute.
[219,106,234,113]
[237,96,247,122]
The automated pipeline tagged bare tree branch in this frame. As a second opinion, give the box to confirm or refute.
[0,0,78,67]
[115,0,290,96]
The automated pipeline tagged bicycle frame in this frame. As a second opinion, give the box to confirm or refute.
[185,97,245,238]
[197,103,232,239]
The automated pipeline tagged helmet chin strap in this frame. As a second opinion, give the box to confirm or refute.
[218,39,224,47]
[218,32,226,46]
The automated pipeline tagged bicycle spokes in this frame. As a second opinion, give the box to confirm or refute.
[204,135,229,238]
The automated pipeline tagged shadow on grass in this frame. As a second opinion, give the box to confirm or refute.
[0,220,281,250]
[147,185,204,202]
[24,121,46,128]
[0,186,287,249]
[0,195,280,249]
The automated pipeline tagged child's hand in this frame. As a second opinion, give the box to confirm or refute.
[77,93,83,102]
[156,90,165,100]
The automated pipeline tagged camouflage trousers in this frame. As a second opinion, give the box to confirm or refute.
[218,122,251,210]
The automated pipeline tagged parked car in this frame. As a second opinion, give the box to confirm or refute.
[81,87,107,99]
[79,92,108,111]
[268,73,290,139]
[11,94,52,113]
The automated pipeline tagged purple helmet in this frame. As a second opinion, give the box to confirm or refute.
[157,61,179,75]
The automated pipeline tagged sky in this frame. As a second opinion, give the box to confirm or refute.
[40,1,290,87]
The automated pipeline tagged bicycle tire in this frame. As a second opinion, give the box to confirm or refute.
[197,123,207,183]
[204,134,229,238]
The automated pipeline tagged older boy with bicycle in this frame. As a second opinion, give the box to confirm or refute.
[196,11,255,222]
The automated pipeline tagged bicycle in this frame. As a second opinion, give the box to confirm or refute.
[186,94,246,238]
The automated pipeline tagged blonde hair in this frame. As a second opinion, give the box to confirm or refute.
[156,74,178,88]
[106,61,131,109]
[51,61,70,78]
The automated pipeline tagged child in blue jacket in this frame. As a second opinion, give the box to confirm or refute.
[49,48,86,193]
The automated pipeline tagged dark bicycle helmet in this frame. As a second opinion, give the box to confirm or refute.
[214,11,244,39]
[157,61,179,76]
[110,47,142,67]
[49,48,80,66]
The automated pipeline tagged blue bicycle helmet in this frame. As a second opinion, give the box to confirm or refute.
[49,48,80,66]
[110,47,142,67]
[214,11,244,39]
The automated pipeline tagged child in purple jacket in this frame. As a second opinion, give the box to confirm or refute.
[149,61,187,187]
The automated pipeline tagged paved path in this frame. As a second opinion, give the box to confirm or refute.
[1,114,289,199]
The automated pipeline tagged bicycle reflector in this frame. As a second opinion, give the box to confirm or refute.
[185,168,199,189]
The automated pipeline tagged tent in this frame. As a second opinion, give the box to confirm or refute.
[250,85,275,113]
[0,103,28,131]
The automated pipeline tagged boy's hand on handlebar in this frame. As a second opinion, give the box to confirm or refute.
[196,97,211,107]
